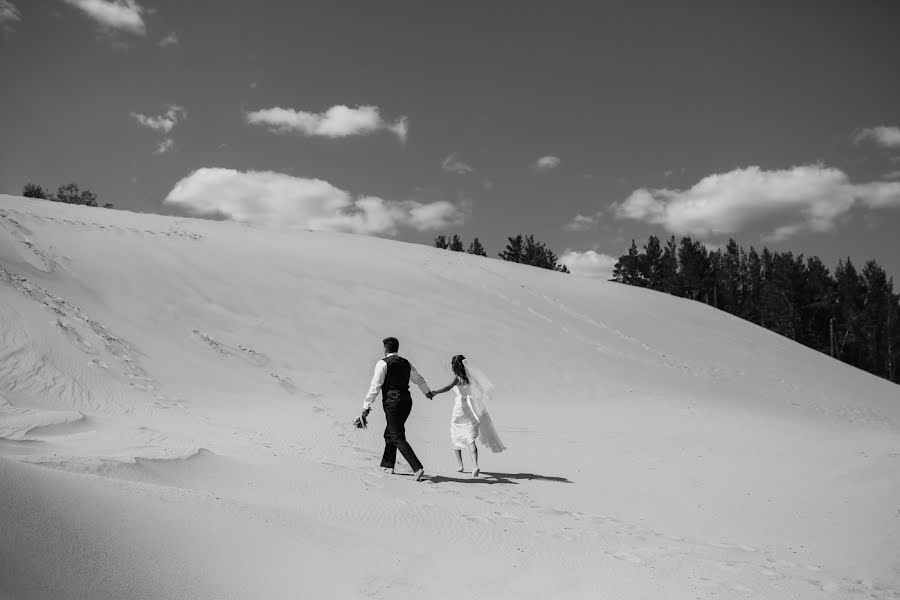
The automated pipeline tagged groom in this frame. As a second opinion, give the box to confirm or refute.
[359,337,432,481]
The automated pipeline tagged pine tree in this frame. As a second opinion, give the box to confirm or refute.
[659,236,680,295]
[720,239,742,314]
[706,249,723,308]
[613,240,645,286]
[743,247,763,324]
[448,234,465,252]
[800,256,835,355]
[859,260,893,377]
[888,290,900,382]
[678,237,709,300]
[499,235,524,263]
[834,258,863,364]
[467,238,487,256]
[521,235,542,267]
[642,235,663,290]
[543,247,559,271]
[434,235,449,249]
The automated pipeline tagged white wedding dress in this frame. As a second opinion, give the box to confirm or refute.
[450,362,506,453]
[450,382,480,448]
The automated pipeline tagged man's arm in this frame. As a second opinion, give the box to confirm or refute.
[363,360,387,410]
[409,364,432,397]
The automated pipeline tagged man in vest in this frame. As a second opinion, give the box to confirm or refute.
[359,337,433,481]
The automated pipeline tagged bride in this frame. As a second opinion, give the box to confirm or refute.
[429,355,505,477]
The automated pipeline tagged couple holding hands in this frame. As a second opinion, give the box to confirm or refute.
[355,337,505,481]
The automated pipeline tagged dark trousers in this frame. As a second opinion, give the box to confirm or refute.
[380,398,423,472]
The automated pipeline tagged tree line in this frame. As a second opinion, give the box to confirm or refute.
[434,234,487,256]
[612,235,899,384]
[435,233,570,273]
[23,182,113,209]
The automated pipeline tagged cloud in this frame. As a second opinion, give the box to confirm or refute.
[854,180,900,209]
[245,105,408,142]
[130,105,186,133]
[883,170,900,181]
[854,125,900,149]
[158,32,178,47]
[559,250,617,279]
[613,165,900,241]
[563,212,602,232]
[390,116,409,143]
[163,168,466,235]
[442,152,474,175]
[0,1,21,27]
[533,155,561,172]
[63,0,146,35]
[154,138,174,154]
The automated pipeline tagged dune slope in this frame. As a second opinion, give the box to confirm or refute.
[1,195,898,599]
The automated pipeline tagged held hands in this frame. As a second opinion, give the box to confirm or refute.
[426,391,435,400]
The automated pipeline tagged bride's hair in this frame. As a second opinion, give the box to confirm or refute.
[451,354,469,385]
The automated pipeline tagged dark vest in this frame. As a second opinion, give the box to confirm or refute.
[382,355,412,402]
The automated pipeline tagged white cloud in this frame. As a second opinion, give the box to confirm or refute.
[390,116,409,143]
[559,250,617,279]
[854,125,900,149]
[0,0,21,26]
[154,138,174,154]
[163,168,466,235]
[158,32,178,47]
[854,180,900,209]
[442,152,474,175]
[63,0,146,35]
[533,155,561,172]
[563,213,602,232]
[245,105,408,142]
[130,105,186,133]
[883,170,900,181]
[613,165,900,241]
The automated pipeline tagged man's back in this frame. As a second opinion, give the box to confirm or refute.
[382,355,412,401]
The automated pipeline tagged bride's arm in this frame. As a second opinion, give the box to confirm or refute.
[430,377,459,396]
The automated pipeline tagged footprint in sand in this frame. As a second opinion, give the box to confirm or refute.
[611,550,643,564]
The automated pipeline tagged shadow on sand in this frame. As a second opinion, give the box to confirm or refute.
[425,471,573,485]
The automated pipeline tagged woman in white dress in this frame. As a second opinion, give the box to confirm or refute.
[430,355,505,477]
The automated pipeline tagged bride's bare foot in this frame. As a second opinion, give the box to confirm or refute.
[472,467,480,478]
[414,468,425,481]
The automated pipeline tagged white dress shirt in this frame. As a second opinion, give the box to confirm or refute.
[363,353,431,410]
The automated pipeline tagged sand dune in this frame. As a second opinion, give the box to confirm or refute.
[1,194,898,599]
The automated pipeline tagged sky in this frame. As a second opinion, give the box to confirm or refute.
[1,0,899,281]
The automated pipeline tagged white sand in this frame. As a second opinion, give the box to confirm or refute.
[1,194,898,599]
